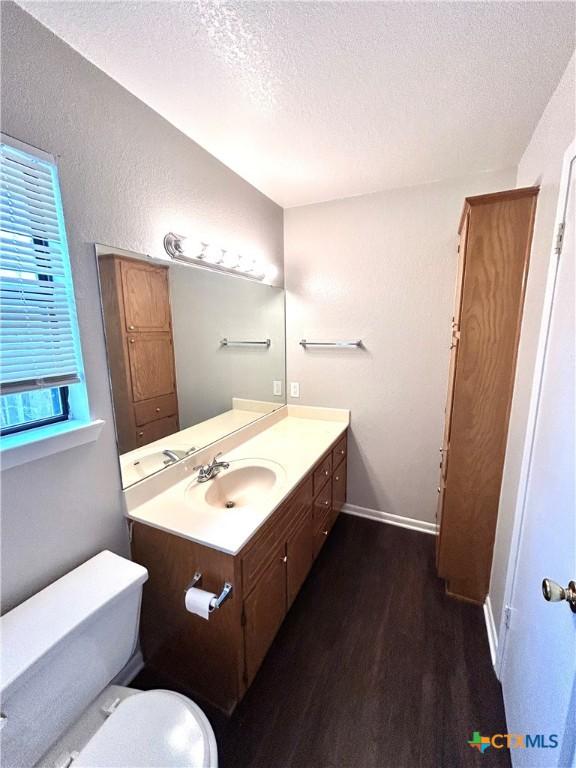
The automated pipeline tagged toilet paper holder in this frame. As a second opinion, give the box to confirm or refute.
[184,571,233,611]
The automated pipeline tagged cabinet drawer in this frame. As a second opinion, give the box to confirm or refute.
[332,434,347,467]
[135,415,178,447]
[313,453,332,495]
[313,479,332,526]
[313,506,334,559]
[332,459,347,513]
[134,393,178,426]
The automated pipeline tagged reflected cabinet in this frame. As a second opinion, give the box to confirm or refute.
[99,254,179,453]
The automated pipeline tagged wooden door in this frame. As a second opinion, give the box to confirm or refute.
[286,512,313,608]
[121,259,171,332]
[127,333,176,401]
[243,543,287,686]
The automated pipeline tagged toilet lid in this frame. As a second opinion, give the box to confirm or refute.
[73,690,217,768]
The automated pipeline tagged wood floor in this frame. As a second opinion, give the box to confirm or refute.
[133,515,511,768]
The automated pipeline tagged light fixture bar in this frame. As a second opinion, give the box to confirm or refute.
[163,232,267,282]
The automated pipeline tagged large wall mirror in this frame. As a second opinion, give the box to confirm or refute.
[96,245,286,488]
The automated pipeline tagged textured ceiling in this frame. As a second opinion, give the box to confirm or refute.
[17,1,576,207]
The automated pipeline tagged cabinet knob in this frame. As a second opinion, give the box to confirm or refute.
[340,449,345,455]
[324,500,329,506]
[335,476,340,482]
[129,338,135,344]
[128,325,135,330]
[138,431,144,437]
[155,407,161,413]
[324,469,329,476]
[281,555,288,563]
[322,530,328,536]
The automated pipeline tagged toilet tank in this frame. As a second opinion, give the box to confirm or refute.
[0,551,148,768]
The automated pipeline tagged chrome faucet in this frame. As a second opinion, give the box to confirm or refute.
[162,447,196,465]
[194,452,230,483]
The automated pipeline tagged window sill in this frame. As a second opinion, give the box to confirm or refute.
[1,418,105,470]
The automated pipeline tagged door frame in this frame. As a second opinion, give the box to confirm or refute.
[496,138,576,677]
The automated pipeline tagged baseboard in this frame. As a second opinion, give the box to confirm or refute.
[112,648,144,686]
[342,503,439,536]
[483,596,498,671]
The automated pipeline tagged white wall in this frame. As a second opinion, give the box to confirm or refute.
[0,2,283,613]
[489,53,576,641]
[284,167,516,523]
[170,263,285,427]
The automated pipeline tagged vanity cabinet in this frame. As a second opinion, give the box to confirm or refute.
[436,188,538,603]
[131,430,348,713]
[99,254,179,453]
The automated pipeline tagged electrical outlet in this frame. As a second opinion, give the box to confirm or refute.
[290,382,300,398]
[273,380,282,396]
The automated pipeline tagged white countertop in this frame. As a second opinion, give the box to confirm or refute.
[120,404,279,487]
[126,408,349,555]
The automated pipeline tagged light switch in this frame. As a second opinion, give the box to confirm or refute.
[273,380,282,396]
[290,382,300,398]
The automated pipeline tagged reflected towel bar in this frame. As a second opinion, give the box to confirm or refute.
[299,339,363,348]
[220,338,271,347]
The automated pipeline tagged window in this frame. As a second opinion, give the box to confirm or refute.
[0,135,89,443]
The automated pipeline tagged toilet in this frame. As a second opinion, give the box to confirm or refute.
[0,551,218,768]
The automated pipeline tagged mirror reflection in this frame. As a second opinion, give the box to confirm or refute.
[96,246,286,488]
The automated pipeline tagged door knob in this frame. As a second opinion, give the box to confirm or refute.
[542,579,576,613]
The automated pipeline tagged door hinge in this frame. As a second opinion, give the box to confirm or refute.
[555,221,565,256]
[504,605,512,630]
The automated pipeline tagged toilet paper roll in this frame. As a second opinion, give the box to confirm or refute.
[184,587,216,620]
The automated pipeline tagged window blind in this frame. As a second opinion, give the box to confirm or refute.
[0,138,82,395]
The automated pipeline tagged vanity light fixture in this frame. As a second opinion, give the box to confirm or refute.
[163,232,276,283]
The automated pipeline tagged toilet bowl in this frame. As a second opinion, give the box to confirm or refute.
[0,551,217,768]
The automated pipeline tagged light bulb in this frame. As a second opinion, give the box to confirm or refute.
[224,252,239,269]
[238,254,255,273]
[264,263,278,283]
[203,245,220,264]
[196,242,209,260]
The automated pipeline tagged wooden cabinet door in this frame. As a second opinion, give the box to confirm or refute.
[128,333,176,401]
[121,260,171,332]
[243,543,287,686]
[286,511,313,609]
[332,459,347,513]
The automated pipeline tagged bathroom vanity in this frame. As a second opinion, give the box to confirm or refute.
[126,408,349,712]
[96,243,350,712]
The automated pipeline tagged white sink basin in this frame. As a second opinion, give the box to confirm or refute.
[186,459,286,510]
